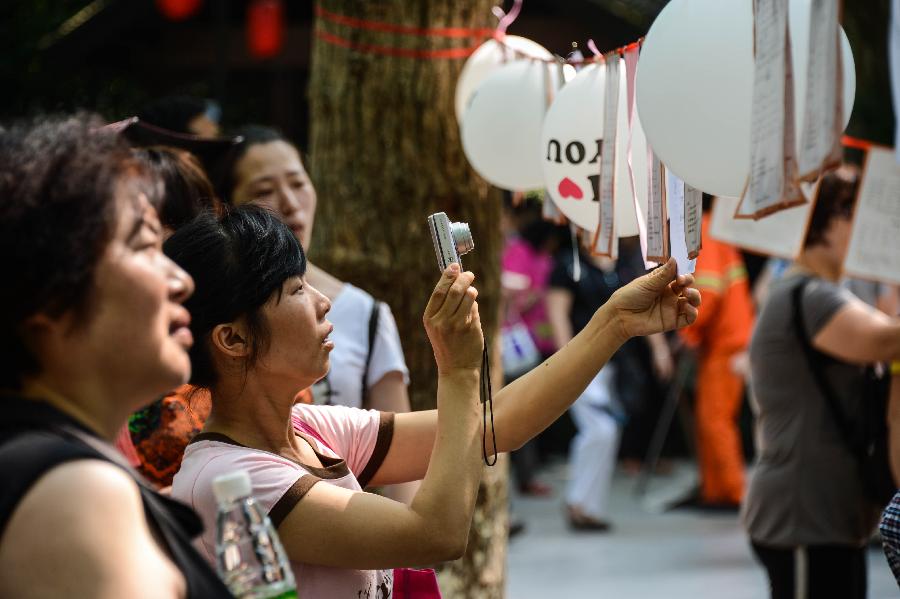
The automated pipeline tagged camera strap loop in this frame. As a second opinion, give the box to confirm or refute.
[481,342,497,466]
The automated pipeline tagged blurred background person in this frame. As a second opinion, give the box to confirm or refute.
[114,145,221,488]
[676,194,755,510]
[501,195,560,498]
[743,166,900,599]
[138,95,222,138]
[546,231,672,530]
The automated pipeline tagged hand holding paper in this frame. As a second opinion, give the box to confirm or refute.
[608,258,700,339]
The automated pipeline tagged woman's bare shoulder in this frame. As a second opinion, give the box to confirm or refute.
[0,460,185,598]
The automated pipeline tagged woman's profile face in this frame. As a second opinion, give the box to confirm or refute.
[82,177,195,402]
[231,141,317,252]
[253,276,333,387]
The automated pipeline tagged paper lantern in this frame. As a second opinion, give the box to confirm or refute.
[247,0,284,59]
[156,0,202,21]
[636,0,856,197]
[461,60,550,191]
[540,62,648,235]
[455,36,553,124]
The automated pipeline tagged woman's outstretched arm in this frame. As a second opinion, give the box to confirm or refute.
[370,259,700,485]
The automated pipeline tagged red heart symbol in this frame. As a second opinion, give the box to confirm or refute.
[558,177,583,200]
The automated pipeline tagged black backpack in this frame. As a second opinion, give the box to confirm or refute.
[791,279,895,506]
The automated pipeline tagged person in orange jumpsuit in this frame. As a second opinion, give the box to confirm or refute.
[678,206,755,507]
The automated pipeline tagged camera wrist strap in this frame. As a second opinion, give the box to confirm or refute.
[481,342,497,466]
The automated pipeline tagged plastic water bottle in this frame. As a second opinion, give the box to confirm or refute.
[213,470,298,599]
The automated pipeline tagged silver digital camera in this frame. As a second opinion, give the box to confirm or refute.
[427,212,474,271]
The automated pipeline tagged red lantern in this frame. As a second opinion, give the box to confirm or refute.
[156,0,202,21]
[247,0,284,59]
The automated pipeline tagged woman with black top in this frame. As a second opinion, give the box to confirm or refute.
[0,116,231,598]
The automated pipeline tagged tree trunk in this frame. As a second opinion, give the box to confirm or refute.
[308,1,508,597]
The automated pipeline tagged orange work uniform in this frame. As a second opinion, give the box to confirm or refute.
[679,214,755,505]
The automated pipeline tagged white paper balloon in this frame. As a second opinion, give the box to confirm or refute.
[455,36,553,123]
[462,60,549,191]
[540,62,648,236]
[636,0,856,198]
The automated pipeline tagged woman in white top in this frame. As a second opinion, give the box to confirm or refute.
[217,125,410,415]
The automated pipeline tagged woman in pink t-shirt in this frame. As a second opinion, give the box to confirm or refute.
[167,206,700,598]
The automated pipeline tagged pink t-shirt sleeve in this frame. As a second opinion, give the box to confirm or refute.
[291,404,393,482]
[174,448,318,563]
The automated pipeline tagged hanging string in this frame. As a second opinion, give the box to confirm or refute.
[491,34,645,66]
[492,0,523,38]
[569,223,582,282]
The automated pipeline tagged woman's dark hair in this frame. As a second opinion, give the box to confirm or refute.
[135,145,219,230]
[0,114,157,389]
[211,125,288,204]
[163,205,307,388]
[137,95,213,135]
[804,165,860,248]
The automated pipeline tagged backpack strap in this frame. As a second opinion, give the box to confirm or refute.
[790,278,858,452]
[361,299,382,410]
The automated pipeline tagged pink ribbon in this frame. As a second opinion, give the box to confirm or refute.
[492,0,523,37]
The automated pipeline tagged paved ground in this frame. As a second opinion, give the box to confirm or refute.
[507,462,897,598]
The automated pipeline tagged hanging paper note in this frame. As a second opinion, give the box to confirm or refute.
[666,172,697,275]
[623,44,653,269]
[646,148,669,263]
[711,191,814,258]
[892,0,900,163]
[844,147,900,285]
[737,0,805,219]
[591,53,620,256]
[798,0,843,179]
[684,183,703,259]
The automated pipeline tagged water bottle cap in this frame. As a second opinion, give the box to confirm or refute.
[212,469,252,503]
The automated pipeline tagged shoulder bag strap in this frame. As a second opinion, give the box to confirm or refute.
[790,279,858,451]
[361,299,381,410]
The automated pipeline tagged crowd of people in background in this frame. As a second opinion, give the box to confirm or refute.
[498,172,900,597]
[1,94,900,599]
[0,106,700,599]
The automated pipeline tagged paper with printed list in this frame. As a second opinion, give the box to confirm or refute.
[666,172,697,275]
[683,184,703,259]
[797,0,843,179]
[542,63,567,225]
[843,147,900,286]
[623,44,653,269]
[591,53,620,257]
[710,191,814,259]
[645,148,669,263]
[737,0,805,219]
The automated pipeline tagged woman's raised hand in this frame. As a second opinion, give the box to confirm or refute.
[423,264,484,375]
[608,259,701,340]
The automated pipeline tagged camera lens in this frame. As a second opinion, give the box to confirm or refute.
[450,222,474,256]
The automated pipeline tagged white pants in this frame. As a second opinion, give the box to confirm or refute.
[566,367,622,520]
